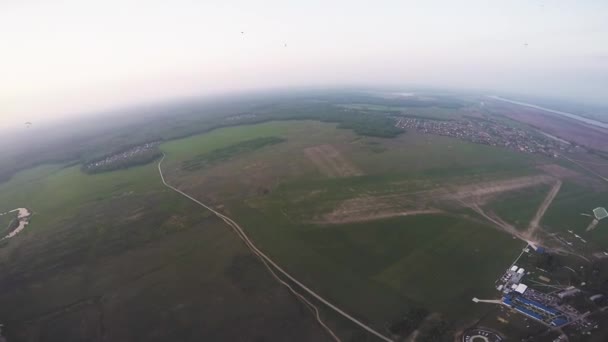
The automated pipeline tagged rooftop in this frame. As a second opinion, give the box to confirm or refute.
[593,207,608,220]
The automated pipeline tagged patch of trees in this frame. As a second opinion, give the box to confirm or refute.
[182,137,286,171]
[416,318,453,341]
[318,93,466,109]
[251,103,404,138]
[1,217,18,236]
[536,253,557,271]
[388,307,429,337]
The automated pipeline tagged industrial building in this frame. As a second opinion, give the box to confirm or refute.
[557,287,580,299]
[502,293,570,327]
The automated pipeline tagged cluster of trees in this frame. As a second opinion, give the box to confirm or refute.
[416,319,453,341]
[388,308,429,336]
[1,217,18,237]
[182,137,286,171]
[317,93,466,109]
[388,308,454,341]
[247,103,404,138]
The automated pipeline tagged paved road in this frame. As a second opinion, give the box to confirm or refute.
[561,155,608,183]
[157,155,394,342]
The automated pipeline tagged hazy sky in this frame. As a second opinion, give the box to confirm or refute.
[2,0,607,129]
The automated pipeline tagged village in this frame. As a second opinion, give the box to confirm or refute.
[395,117,569,158]
[83,141,162,173]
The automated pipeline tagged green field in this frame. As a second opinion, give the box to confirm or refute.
[542,182,608,246]
[0,211,18,237]
[485,184,553,230]
[157,120,544,332]
[182,136,286,171]
[0,158,329,341]
[3,117,604,341]
[231,207,521,319]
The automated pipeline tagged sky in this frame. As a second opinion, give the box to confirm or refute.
[1,0,607,130]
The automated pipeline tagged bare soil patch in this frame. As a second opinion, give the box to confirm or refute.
[320,194,441,224]
[438,175,555,205]
[319,175,553,224]
[304,144,363,178]
[525,180,562,238]
[586,219,599,232]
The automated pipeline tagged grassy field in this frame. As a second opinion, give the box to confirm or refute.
[4,117,600,341]
[0,211,18,237]
[485,184,553,230]
[0,160,330,341]
[541,181,608,246]
[159,120,545,335]
[182,136,285,171]
[232,206,522,319]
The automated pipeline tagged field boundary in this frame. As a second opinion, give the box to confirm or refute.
[158,155,393,342]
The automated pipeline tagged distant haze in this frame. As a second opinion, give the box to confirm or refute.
[2,0,607,130]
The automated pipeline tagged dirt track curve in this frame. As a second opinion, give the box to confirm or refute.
[158,155,393,342]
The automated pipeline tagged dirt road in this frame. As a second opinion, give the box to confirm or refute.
[525,180,562,238]
[158,155,393,342]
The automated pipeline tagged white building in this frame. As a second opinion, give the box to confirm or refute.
[515,283,528,294]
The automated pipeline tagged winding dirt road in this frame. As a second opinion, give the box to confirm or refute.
[158,155,393,342]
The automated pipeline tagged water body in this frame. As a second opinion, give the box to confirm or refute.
[488,96,608,129]
[1,208,31,240]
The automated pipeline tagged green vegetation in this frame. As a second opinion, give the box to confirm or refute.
[542,181,608,245]
[0,94,409,183]
[486,184,552,230]
[160,120,537,331]
[388,308,429,336]
[0,161,328,341]
[0,212,18,237]
[246,103,404,137]
[182,136,286,171]
[3,97,600,341]
[339,104,460,121]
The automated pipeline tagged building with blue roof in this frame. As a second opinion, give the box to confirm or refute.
[502,293,567,326]
[551,317,569,327]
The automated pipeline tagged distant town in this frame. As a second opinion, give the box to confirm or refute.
[83,141,162,173]
[395,117,570,158]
